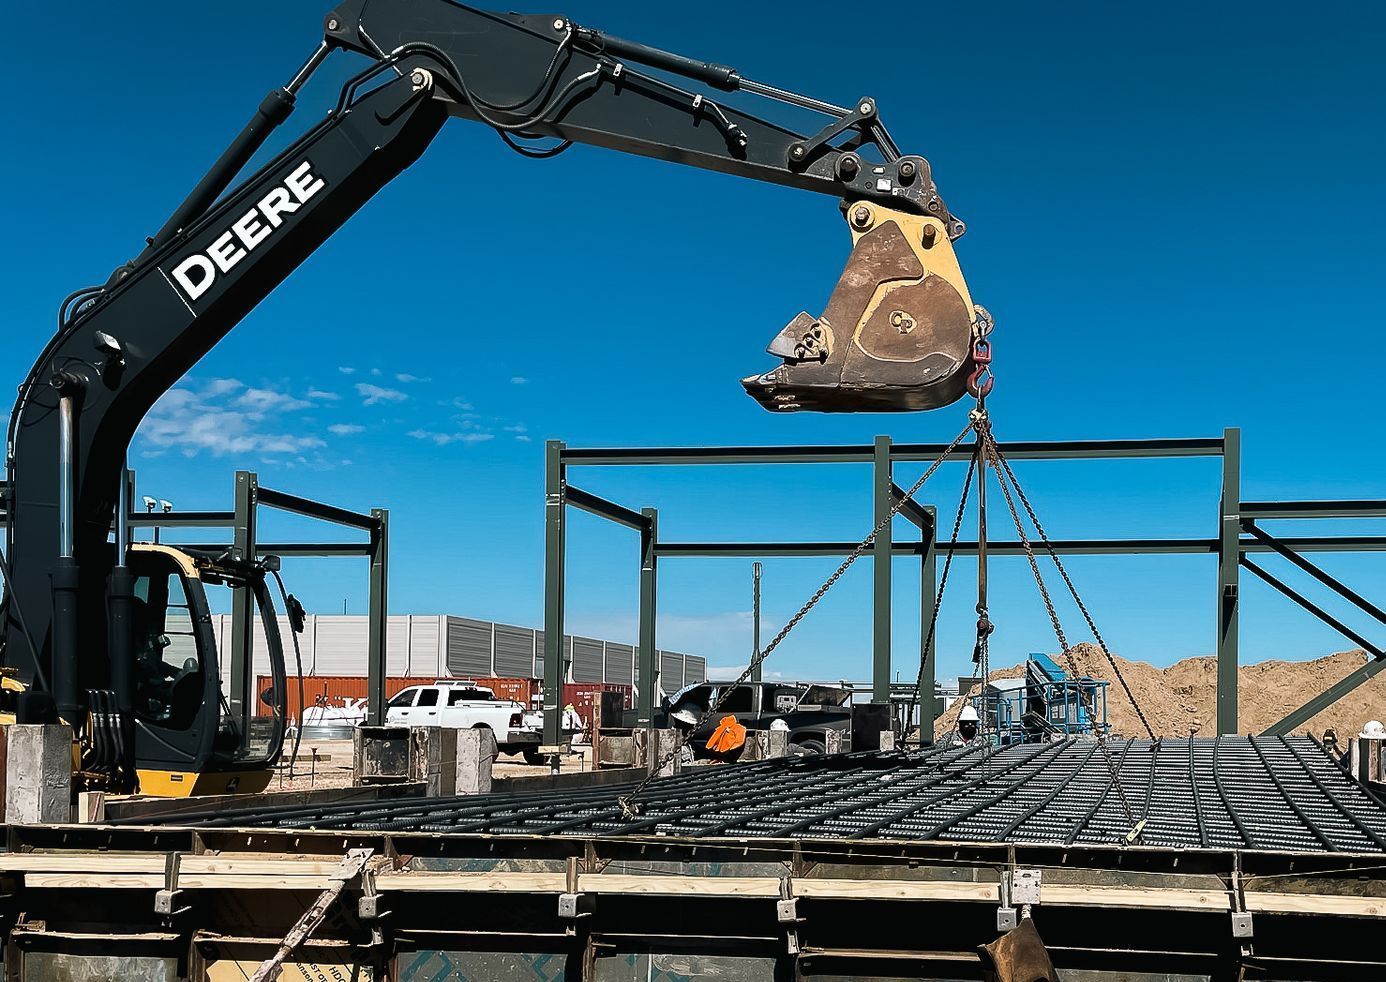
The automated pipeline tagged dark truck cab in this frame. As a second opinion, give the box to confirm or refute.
[655,681,853,757]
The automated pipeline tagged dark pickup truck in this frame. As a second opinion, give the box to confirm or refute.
[653,681,853,757]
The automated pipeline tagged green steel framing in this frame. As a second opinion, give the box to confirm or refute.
[544,429,1386,739]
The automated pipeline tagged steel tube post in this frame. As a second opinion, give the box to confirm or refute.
[637,508,659,726]
[1217,428,1241,734]
[873,436,893,704]
[228,471,259,748]
[543,442,567,745]
[751,561,762,683]
[366,509,389,727]
[919,506,938,743]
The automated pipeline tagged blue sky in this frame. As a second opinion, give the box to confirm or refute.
[3,1,1383,686]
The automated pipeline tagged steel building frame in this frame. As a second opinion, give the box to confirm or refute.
[542,429,1386,741]
[107,470,389,727]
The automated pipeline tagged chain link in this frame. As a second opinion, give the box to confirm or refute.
[975,419,1146,838]
[617,419,978,818]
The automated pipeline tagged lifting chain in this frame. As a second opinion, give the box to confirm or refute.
[617,418,979,819]
[975,417,1150,841]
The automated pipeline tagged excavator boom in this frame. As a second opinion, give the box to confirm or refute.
[2,1,983,780]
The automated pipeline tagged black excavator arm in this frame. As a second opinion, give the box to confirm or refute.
[3,0,982,739]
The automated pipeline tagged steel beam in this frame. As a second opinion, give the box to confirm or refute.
[1241,500,1386,519]
[1217,428,1241,734]
[652,536,1385,558]
[543,441,567,746]
[124,511,235,528]
[366,508,389,727]
[228,471,258,750]
[1241,521,1386,625]
[637,508,658,726]
[873,436,892,704]
[257,486,378,531]
[890,483,934,531]
[560,437,1225,467]
[566,485,649,531]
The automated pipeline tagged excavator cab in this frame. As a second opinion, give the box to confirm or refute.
[118,545,286,796]
[743,203,981,413]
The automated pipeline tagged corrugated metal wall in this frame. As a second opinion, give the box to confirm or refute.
[208,614,708,690]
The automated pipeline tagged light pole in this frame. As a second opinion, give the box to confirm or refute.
[751,561,762,683]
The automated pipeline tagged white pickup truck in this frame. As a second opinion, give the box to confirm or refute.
[384,681,543,763]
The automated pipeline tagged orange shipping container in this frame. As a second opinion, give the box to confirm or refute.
[258,675,536,718]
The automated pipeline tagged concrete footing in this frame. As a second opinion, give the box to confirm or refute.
[824,729,845,754]
[3,724,73,824]
[743,730,790,761]
[456,727,497,795]
[355,725,459,796]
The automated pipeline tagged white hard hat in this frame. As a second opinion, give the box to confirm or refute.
[671,708,699,726]
[769,718,790,731]
[958,705,980,723]
[1363,720,1385,738]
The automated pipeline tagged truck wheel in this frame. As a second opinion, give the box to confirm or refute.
[791,738,826,756]
[523,749,546,766]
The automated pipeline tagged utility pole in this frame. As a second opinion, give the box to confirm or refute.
[750,562,762,683]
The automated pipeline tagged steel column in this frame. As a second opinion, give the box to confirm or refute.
[872,436,893,704]
[1217,428,1241,734]
[366,508,389,727]
[919,506,938,743]
[228,470,258,747]
[637,508,658,726]
[543,441,567,745]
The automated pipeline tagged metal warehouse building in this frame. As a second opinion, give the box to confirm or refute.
[212,613,706,690]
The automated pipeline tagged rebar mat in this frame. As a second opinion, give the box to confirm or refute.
[147,736,1386,853]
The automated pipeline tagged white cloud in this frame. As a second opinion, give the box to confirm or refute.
[307,388,340,401]
[515,434,532,443]
[338,366,356,375]
[356,383,408,406]
[395,373,430,384]
[503,424,527,433]
[510,376,528,385]
[440,397,474,410]
[370,368,382,377]
[706,662,786,682]
[407,429,495,446]
[236,387,310,413]
[139,381,325,459]
[328,423,365,436]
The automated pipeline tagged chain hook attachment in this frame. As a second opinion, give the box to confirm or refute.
[965,305,995,400]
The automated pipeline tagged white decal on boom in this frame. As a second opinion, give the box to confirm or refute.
[167,160,327,303]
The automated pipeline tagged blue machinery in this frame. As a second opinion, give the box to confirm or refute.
[979,653,1110,745]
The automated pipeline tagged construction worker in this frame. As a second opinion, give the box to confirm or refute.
[938,704,986,750]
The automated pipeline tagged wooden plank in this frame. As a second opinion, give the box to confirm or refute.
[1,854,341,875]
[1246,891,1386,918]
[25,874,335,890]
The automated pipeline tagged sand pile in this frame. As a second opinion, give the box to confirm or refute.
[934,644,1381,739]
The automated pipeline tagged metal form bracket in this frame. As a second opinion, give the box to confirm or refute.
[997,868,1041,932]
[154,852,190,922]
[558,856,594,934]
[777,875,803,955]
[1230,856,1254,950]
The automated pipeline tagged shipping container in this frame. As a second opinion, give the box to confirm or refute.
[562,683,634,729]
[259,675,538,719]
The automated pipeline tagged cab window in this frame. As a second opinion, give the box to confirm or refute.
[716,685,755,713]
[387,688,418,709]
[415,688,440,707]
[130,557,204,729]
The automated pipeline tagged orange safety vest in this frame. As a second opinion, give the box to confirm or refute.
[705,715,748,754]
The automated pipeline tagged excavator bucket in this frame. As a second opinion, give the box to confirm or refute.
[743,203,979,413]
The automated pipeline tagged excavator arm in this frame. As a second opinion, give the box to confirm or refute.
[3,1,982,742]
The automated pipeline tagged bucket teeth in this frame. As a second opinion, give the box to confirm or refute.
[743,204,978,414]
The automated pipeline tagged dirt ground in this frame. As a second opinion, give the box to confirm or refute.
[263,739,596,793]
[934,643,1382,740]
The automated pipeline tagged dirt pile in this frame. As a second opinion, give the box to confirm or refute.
[934,644,1381,739]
